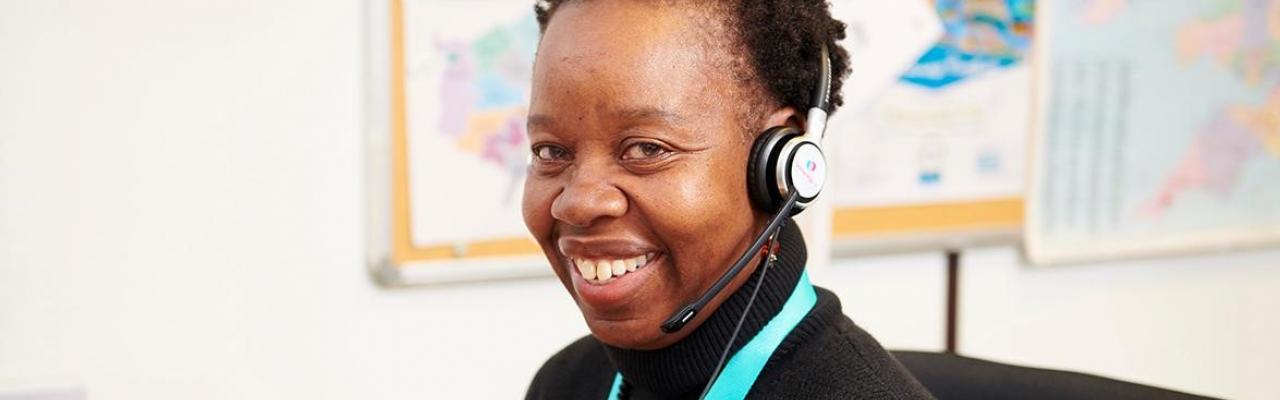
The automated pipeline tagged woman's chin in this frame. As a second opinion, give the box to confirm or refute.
[584,317,673,350]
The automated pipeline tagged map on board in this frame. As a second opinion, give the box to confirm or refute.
[832,0,1033,208]
[1026,0,1280,263]
[403,1,538,246]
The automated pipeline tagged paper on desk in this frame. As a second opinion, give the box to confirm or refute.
[830,0,943,114]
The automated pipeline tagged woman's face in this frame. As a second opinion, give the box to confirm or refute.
[522,2,787,349]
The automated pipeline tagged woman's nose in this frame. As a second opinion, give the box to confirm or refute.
[550,166,628,228]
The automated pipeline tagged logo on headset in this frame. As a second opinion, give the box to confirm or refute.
[791,145,825,198]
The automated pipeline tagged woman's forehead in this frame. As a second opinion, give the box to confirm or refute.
[530,1,742,120]
[535,1,724,68]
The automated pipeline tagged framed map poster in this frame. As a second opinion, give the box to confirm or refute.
[828,0,1033,255]
[1025,0,1280,264]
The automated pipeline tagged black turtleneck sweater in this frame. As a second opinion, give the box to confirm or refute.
[525,221,934,399]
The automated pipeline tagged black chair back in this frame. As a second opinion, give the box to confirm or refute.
[891,351,1219,400]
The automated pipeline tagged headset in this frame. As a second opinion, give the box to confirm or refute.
[659,42,833,334]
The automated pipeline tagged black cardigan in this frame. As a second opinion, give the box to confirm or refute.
[525,221,934,399]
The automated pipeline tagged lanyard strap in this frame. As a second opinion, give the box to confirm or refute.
[608,271,817,400]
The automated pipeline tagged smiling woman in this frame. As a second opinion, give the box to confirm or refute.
[520,1,933,399]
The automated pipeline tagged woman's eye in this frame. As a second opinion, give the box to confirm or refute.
[621,142,669,160]
[532,144,570,162]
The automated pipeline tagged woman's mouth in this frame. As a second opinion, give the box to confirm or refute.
[569,252,657,284]
[563,250,665,309]
[556,237,666,307]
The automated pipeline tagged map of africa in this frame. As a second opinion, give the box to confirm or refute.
[1027,0,1280,263]
[403,3,539,246]
[433,13,536,203]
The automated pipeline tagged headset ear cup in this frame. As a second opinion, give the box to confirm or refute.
[746,131,774,212]
[747,126,800,212]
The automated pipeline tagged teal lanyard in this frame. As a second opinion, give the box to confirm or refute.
[607,271,817,400]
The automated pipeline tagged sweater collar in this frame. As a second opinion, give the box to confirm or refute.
[601,219,808,397]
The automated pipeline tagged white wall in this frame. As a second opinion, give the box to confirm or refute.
[821,253,948,352]
[1,1,1276,399]
[0,1,582,398]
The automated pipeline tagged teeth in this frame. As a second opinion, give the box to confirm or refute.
[576,259,596,281]
[571,253,656,283]
[595,262,612,281]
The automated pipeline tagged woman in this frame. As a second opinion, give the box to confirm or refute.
[521,0,933,398]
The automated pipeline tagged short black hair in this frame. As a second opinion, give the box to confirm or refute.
[534,0,852,118]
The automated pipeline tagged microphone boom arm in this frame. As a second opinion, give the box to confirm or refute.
[660,192,800,333]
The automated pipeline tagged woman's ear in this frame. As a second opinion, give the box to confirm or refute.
[763,106,804,131]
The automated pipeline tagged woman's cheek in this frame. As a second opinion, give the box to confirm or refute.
[521,176,556,240]
[659,160,744,239]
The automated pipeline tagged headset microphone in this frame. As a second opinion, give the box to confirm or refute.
[659,43,833,334]
[660,192,799,333]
